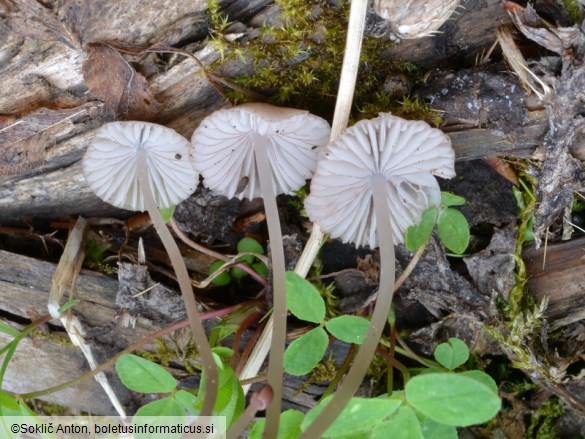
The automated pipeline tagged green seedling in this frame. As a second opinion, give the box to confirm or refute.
[283,272,371,376]
[115,351,244,428]
[405,191,470,254]
[208,237,268,286]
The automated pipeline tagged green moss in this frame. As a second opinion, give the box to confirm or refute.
[527,397,564,439]
[31,329,75,347]
[561,0,583,24]
[137,337,201,374]
[297,352,338,394]
[207,0,426,122]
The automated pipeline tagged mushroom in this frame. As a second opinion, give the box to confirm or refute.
[373,0,461,40]
[82,121,218,416]
[301,113,455,437]
[191,103,330,436]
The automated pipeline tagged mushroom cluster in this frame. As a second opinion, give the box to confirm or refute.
[83,104,330,434]
[300,113,455,438]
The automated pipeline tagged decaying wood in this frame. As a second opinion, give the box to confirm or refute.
[523,237,585,326]
[0,0,579,224]
[0,249,325,414]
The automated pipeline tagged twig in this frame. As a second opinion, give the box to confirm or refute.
[169,218,268,287]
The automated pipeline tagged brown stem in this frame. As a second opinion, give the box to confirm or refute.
[136,149,217,416]
[227,385,274,439]
[236,322,265,377]
[301,175,396,438]
[169,218,268,287]
[253,135,287,438]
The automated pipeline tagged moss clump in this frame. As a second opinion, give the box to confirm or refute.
[561,0,583,24]
[207,0,426,122]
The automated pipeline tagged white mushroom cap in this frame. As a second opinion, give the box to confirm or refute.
[305,113,455,248]
[373,0,461,40]
[83,121,197,211]
[191,103,331,200]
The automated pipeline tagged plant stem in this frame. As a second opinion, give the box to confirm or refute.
[301,174,396,438]
[14,306,239,401]
[254,135,287,438]
[136,150,217,416]
[169,218,268,287]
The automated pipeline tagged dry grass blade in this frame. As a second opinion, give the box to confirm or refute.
[496,26,550,99]
[47,216,126,417]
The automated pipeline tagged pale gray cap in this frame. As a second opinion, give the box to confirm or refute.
[83,121,197,211]
[305,113,455,248]
[191,103,331,200]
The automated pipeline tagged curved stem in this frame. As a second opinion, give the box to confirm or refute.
[136,150,218,416]
[236,0,368,403]
[301,175,396,438]
[253,135,287,438]
[169,218,268,287]
[227,385,273,439]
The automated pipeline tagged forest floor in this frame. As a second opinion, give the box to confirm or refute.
[0,0,585,437]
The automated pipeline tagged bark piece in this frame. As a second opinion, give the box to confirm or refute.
[464,224,517,299]
[82,43,160,120]
[523,237,585,326]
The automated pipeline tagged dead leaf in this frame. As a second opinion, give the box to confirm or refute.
[82,43,160,121]
[0,104,102,176]
[508,2,581,60]
[482,157,520,186]
[0,0,80,49]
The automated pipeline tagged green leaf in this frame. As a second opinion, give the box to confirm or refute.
[0,390,22,416]
[284,327,328,376]
[212,346,234,358]
[115,354,177,393]
[237,237,264,255]
[209,261,232,286]
[459,370,498,395]
[406,373,501,426]
[135,397,185,416]
[440,192,466,207]
[325,316,369,344]
[420,419,458,439]
[0,322,20,338]
[434,338,469,370]
[230,265,249,280]
[196,359,245,427]
[302,396,402,437]
[372,405,423,439]
[285,271,325,323]
[57,299,79,315]
[437,208,470,254]
[249,409,304,439]
[406,207,438,252]
[252,261,269,279]
[159,205,176,223]
[174,390,199,415]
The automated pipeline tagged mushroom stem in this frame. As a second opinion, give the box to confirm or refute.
[135,149,218,416]
[300,174,396,438]
[253,135,287,438]
[227,385,274,439]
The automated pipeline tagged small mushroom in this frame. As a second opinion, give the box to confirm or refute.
[82,121,218,416]
[301,113,455,437]
[192,103,330,436]
[373,0,461,40]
